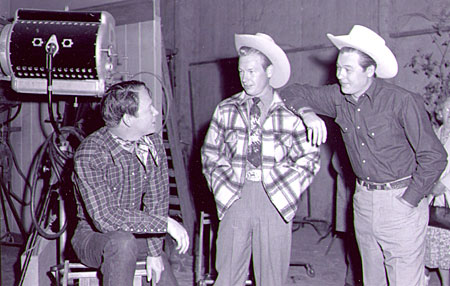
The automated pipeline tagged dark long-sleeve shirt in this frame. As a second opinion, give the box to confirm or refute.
[73,127,169,256]
[280,78,447,206]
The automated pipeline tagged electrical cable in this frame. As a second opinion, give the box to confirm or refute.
[29,126,84,239]
[0,104,31,206]
[5,139,32,203]
[0,103,21,127]
[19,124,85,286]
[0,142,29,206]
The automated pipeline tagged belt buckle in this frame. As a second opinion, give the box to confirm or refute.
[375,184,386,190]
[360,179,386,191]
[246,169,261,182]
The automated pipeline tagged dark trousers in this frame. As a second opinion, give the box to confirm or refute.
[71,227,178,286]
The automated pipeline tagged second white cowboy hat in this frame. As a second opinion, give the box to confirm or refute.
[234,33,291,88]
[327,25,398,79]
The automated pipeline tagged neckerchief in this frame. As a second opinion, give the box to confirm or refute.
[111,133,159,168]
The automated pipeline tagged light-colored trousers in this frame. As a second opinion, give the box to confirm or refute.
[214,180,292,286]
[353,183,428,286]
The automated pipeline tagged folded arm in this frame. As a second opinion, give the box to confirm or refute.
[280,83,342,146]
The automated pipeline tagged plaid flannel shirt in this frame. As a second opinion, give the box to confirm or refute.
[73,127,169,256]
[201,91,320,222]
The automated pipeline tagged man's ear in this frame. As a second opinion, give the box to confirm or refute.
[266,64,274,79]
[366,65,376,78]
[122,113,132,127]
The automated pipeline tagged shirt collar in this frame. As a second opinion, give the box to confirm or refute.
[364,78,379,101]
[343,78,379,104]
[108,131,159,168]
[236,90,283,109]
[109,131,138,153]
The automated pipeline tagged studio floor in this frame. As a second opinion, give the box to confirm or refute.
[1,223,444,286]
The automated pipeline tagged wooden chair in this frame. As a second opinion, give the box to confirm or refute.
[51,260,149,286]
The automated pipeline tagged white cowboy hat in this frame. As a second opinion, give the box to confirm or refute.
[327,25,398,79]
[235,33,291,88]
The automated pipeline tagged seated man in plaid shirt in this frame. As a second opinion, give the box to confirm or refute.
[201,33,321,286]
[72,80,189,286]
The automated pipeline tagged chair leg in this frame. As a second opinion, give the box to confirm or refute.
[133,275,141,286]
[62,260,69,286]
[196,211,206,284]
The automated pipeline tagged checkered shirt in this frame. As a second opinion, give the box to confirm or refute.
[73,127,169,256]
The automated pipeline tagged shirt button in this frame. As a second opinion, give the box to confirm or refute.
[357,108,361,112]
[362,160,366,163]
[371,132,375,136]
[366,176,370,180]
[361,142,365,146]
[132,172,135,175]
[357,126,360,129]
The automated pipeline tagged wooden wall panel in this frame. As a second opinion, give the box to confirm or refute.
[171,0,386,223]
[115,20,163,130]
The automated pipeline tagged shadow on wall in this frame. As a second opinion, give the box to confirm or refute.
[188,56,241,219]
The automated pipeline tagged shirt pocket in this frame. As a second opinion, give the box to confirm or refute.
[335,117,356,156]
[365,115,392,151]
[335,116,353,141]
[274,132,292,162]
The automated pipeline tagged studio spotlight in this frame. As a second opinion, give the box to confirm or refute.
[0,9,116,97]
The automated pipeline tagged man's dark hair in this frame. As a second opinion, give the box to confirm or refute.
[101,80,151,127]
[340,47,377,72]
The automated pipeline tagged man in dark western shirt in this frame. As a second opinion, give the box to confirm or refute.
[280,25,447,286]
[71,80,189,285]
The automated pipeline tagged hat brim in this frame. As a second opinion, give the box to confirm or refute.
[327,33,398,79]
[235,34,291,88]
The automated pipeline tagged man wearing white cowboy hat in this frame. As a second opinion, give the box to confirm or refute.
[201,32,320,286]
[280,25,447,286]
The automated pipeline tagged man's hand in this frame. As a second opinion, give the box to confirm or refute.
[432,181,447,196]
[167,217,189,254]
[146,256,164,284]
[302,112,327,146]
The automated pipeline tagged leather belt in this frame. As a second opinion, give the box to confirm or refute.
[357,177,411,191]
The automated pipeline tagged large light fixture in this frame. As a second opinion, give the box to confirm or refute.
[0,9,116,97]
